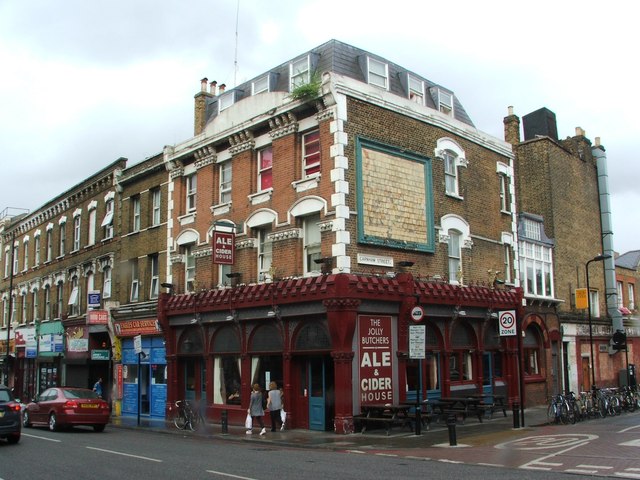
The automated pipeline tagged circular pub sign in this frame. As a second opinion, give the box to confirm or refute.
[410,305,425,323]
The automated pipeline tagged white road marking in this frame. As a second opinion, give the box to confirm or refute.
[565,469,598,474]
[374,453,398,457]
[85,446,162,462]
[21,433,62,442]
[206,470,259,480]
[619,439,640,447]
[521,466,551,471]
[477,463,504,467]
[626,468,640,472]
[578,464,613,469]
[615,472,640,479]
[533,461,563,466]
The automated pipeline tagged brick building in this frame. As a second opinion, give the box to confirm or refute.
[109,154,169,417]
[159,39,527,433]
[505,107,633,402]
[0,154,169,410]
[1,159,125,399]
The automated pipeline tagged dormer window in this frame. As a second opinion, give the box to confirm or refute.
[252,75,269,95]
[218,92,235,113]
[367,57,388,89]
[290,56,310,90]
[408,75,424,105]
[438,89,453,116]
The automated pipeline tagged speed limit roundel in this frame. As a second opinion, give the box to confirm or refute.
[410,305,425,323]
[499,311,515,329]
[499,310,517,336]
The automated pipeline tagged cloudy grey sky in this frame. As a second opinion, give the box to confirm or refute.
[1,0,637,254]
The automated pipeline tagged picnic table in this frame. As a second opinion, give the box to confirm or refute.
[428,396,486,423]
[355,404,413,435]
[465,394,507,418]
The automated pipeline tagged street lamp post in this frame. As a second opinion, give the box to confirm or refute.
[585,253,611,392]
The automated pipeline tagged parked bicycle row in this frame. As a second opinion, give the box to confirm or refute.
[547,385,640,425]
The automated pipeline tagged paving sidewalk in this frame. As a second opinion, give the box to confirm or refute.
[110,405,550,452]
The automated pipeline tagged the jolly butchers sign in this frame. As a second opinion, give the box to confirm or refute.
[359,315,393,405]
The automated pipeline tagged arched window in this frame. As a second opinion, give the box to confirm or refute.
[450,322,476,382]
[435,138,467,198]
[294,322,331,351]
[249,324,283,389]
[212,326,242,405]
[523,324,543,376]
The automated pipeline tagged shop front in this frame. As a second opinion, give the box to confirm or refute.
[115,318,167,418]
[159,273,525,434]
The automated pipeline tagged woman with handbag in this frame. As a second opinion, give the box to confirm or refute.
[247,383,266,435]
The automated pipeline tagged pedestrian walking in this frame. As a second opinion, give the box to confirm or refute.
[267,381,284,431]
[93,377,103,398]
[247,383,266,435]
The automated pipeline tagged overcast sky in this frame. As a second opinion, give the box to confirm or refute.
[1,0,637,254]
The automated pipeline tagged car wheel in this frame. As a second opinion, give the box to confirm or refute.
[7,433,20,444]
[93,424,106,432]
[48,413,59,432]
[23,411,32,428]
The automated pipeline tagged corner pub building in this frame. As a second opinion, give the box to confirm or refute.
[158,39,532,434]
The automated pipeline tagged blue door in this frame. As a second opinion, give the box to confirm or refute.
[482,352,494,401]
[308,356,325,431]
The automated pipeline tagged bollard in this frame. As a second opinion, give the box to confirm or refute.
[221,409,228,434]
[414,405,422,436]
[446,414,457,446]
[512,403,520,429]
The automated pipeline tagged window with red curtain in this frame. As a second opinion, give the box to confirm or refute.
[303,130,320,177]
[259,147,273,191]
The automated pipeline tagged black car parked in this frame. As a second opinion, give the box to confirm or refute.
[0,385,21,444]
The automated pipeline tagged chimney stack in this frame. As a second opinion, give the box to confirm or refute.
[194,77,214,136]
[503,106,521,145]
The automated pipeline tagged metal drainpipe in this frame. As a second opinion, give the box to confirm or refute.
[592,140,623,332]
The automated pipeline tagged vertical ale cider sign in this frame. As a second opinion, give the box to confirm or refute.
[359,315,393,405]
[212,231,235,264]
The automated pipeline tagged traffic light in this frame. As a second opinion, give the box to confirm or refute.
[612,330,627,351]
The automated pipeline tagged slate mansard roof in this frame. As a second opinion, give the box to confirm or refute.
[203,39,474,127]
[616,250,640,271]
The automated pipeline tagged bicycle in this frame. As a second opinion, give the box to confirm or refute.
[547,393,571,425]
[169,400,202,431]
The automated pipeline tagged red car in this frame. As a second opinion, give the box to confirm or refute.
[23,387,110,432]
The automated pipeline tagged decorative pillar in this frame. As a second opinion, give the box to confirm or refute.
[282,352,293,427]
[325,297,360,434]
[331,351,355,434]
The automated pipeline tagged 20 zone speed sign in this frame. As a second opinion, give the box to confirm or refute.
[499,310,516,336]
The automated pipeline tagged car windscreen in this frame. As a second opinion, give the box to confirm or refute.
[0,390,12,402]
[61,389,100,400]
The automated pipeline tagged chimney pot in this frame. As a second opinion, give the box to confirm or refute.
[219,83,226,94]
[200,77,208,92]
[595,136,601,147]
[210,80,217,95]
[575,127,585,137]
[508,106,514,116]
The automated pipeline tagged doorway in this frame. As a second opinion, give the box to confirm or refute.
[304,355,333,431]
[482,352,494,399]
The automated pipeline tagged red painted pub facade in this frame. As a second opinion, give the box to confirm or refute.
[158,274,523,433]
